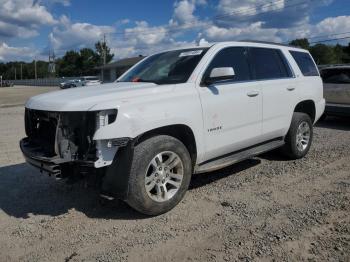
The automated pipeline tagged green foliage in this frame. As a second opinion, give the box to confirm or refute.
[0,40,115,79]
[310,44,337,64]
[289,38,350,65]
[0,60,49,80]
[289,38,310,50]
[95,41,114,64]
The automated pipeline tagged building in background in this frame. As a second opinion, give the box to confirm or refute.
[96,55,145,83]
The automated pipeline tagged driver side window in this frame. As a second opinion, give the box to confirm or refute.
[203,47,251,84]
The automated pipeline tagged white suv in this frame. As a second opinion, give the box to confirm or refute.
[20,41,325,215]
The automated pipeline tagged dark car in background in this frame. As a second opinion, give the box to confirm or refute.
[319,65,350,117]
[59,79,84,89]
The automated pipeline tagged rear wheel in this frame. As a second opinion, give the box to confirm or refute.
[127,135,192,215]
[282,112,313,159]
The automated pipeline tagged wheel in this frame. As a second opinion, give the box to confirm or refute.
[126,135,192,215]
[282,112,313,159]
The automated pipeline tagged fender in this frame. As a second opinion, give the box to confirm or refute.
[100,141,134,200]
[90,83,206,163]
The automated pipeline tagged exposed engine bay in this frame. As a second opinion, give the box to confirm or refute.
[22,108,119,178]
[25,109,98,161]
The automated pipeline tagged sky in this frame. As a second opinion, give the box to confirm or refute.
[0,0,350,62]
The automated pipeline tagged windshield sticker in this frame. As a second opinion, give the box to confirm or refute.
[179,50,203,57]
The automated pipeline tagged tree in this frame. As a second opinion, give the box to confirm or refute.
[57,50,81,77]
[343,43,350,63]
[289,38,310,50]
[95,41,114,65]
[309,44,337,65]
[333,44,346,64]
[79,48,99,76]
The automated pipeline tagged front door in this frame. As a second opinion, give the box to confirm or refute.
[198,46,263,161]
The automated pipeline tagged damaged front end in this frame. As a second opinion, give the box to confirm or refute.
[20,108,119,179]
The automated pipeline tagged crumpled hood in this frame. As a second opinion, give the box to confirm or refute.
[25,82,169,111]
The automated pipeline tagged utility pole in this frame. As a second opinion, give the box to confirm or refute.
[103,34,107,66]
[101,34,106,82]
[20,63,23,80]
[14,67,17,80]
[48,49,56,77]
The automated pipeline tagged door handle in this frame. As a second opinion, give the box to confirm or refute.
[287,86,295,91]
[247,90,259,97]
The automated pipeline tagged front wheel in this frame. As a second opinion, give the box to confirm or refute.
[126,135,192,215]
[282,112,313,159]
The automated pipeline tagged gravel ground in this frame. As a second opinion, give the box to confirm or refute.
[0,86,58,108]
[0,104,349,262]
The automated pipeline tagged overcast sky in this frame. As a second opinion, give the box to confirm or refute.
[0,0,349,62]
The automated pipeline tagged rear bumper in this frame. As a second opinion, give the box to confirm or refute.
[325,103,350,116]
[315,98,326,123]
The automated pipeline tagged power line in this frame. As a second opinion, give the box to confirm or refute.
[308,31,350,40]
[310,36,350,44]
[215,0,312,20]
[112,0,313,38]
[284,31,350,44]
[48,0,349,55]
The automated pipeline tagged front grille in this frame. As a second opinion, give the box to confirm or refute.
[25,109,58,157]
[25,109,97,160]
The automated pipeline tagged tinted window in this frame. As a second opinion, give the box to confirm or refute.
[321,68,350,84]
[290,51,319,76]
[250,48,292,80]
[203,47,251,83]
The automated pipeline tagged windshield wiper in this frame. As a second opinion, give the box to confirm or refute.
[116,79,159,84]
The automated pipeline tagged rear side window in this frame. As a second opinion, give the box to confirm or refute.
[249,47,293,80]
[289,51,319,76]
[320,68,350,84]
[203,47,251,83]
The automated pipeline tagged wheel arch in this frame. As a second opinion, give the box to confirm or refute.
[294,100,316,123]
[134,124,197,168]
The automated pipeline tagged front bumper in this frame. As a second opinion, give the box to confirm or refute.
[21,137,133,200]
[325,103,350,116]
[20,138,66,175]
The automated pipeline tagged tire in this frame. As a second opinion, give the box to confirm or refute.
[282,112,313,159]
[126,135,192,215]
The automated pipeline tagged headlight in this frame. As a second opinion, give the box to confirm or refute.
[96,109,118,128]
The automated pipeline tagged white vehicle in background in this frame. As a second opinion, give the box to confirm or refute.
[319,65,350,117]
[81,76,101,86]
[20,41,324,215]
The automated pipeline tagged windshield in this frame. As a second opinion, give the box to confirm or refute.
[118,48,209,85]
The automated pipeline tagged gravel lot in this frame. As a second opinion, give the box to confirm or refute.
[0,88,349,261]
[0,86,59,108]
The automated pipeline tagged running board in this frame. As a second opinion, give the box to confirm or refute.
[195,139,285,174]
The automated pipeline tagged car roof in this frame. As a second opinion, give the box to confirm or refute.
[161,40,306,53]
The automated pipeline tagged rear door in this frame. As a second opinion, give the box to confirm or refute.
[198,46,263,160]
[248,47,296,140]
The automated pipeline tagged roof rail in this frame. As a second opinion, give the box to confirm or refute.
[237,40,304,49]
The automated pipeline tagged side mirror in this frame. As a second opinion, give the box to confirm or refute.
[204,67,235,86]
